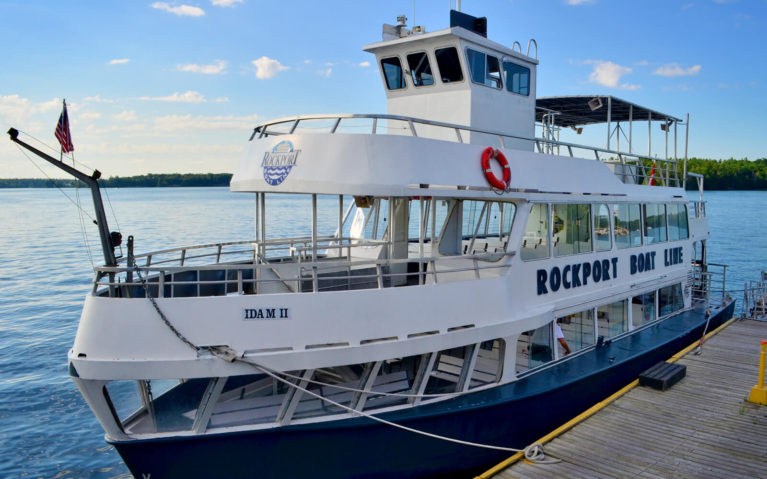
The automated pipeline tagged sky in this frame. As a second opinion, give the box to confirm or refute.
[1,0,765,179]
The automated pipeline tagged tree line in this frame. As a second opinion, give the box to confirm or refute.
[0,173,233,188]
[1,158,766,190]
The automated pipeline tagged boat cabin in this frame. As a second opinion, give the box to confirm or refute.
[364,10,537,148]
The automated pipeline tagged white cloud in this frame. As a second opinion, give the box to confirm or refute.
[80,112,102,121]
[211,0,243,6]
[652,63,702,77]
[151,2,205,17]
[567,0,595,4]
[359,61,371,67]
[109,58,130,65]
[113,110,138,122]
[586,60,639,89]
[153,113,260,131]
[318,68,332,77]
[177,60,228,74]
[138,90,207,103]
[0,95,61,124]
[252,56,289,79]
[84,95,115,103]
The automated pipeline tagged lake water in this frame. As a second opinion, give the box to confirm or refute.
[0,187,765,478]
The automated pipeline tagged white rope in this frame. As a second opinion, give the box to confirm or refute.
[229,351,525,453]
[128,258,560,463]
[251,362,465,400]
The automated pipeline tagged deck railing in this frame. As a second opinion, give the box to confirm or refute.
[250,113,682,187]
[95,238,513,298]
[690,262,729,307]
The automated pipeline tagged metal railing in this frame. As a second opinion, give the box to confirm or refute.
[95,238,513,298]
[690,262,729,307]
[249,113,682,187]
[742,272,767,320]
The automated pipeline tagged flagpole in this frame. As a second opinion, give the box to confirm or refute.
[60,99,65,162]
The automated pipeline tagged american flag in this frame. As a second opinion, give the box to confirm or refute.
[55,100,74,153]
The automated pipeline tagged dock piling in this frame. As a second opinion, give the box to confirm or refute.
[748,339,767,405]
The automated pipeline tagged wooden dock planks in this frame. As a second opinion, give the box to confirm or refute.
[489,319,767,479]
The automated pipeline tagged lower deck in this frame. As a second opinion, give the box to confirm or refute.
[485,317,767,479]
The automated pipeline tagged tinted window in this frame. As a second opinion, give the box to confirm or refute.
[435,47,463,82]
[381,57,406,90]
[406,52,434,87]
[466,49,502,88]
[503,61,530,95]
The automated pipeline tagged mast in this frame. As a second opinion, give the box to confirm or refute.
[7,127,119,266]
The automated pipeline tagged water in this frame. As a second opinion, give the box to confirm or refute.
[0,187,765,478]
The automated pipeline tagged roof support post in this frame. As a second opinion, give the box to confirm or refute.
[606,96,612,150]
[647,111,652,157]
[628,104,633,154]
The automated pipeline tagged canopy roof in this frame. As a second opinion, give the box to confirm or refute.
[535,95,682,128]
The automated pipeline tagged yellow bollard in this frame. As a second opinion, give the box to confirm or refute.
[748,340,767,405]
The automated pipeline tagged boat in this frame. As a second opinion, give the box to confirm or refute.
[9,8,735,479]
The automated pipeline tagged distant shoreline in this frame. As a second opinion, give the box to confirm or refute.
[0,173,233,188]
[1,157,765,190]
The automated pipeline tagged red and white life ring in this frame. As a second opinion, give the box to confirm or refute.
[481,147,511,190]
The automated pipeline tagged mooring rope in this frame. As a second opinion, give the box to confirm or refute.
[210,346,557,460]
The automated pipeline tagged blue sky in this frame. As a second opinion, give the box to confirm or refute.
[1,0,765,178]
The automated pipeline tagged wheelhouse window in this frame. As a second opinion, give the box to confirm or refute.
[435,46,463,82]
[593,203,612,251]
[406,52,434,87]
[466,48,502,88]
[381,56,406,90]
[643,204,667,244]
[502,61,530,95]
[553,204,591,256]
[521,203,549,260]
[614,203,642,248]
[667,203,689,241]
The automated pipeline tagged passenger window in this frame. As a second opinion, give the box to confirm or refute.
[553,204,591,256]
[502,61,530,95]
[521,203,549,260]
[406,52,434,87]
[598,300,628,338]
[444,200,515,257]
[667,203,689,241]
[424,346,474,394]
[643,204,667,244]
[468,339,504,389]
[614,203,642,248]
[381,57,406,90]
[557,310,595,353]
[659,283,684,316]
[593,204,612,251]
[632,291,656,328]
[466,48,502,88]
[516,323,553,373]
[435,47,463,82]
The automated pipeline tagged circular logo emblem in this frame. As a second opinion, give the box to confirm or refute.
[262,140,299,186]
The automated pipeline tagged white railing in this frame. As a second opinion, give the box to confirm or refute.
[250,113,682,187]
[95,238,513,298]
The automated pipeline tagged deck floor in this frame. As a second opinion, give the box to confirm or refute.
[486,318,767,479]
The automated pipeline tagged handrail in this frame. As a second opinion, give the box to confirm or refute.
[93,251,515,298]
[250,113,682,187]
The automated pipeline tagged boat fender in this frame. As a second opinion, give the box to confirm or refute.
[481,147,511,190]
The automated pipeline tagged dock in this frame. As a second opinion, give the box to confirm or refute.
[479,318,767,479]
